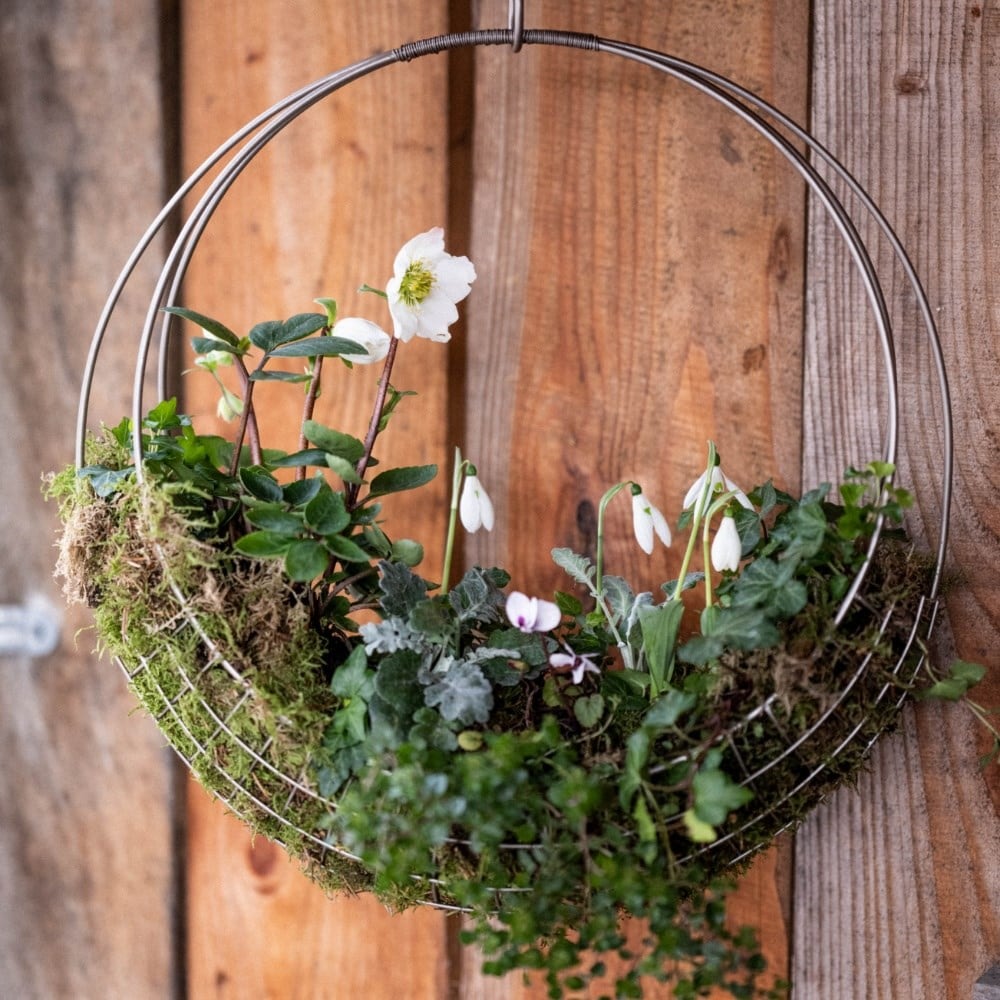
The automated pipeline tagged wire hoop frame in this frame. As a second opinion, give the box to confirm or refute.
[74,23,953,883]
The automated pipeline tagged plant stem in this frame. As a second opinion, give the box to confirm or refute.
[671,443,718,602]
[440,448,466,595]
[296,356,324,481]
[595,481,630,596]
[228,358,262,475]
[348,336,400,508]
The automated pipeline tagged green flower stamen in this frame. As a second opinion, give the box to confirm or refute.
[398,259,435,306]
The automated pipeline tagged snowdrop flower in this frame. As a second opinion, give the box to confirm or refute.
[216,385,243,422]
[332,317,391,365]
[386,227,476,343]
[683,465,753,518]
[506,591,561,634]
[549,650,601,685]
[631,489,672,555]
[711,512,742,572]
[459,468,494,533]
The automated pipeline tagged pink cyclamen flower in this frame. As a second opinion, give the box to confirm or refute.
[505,591,561,634]
[710,513,742,572]
[549,650,601,685]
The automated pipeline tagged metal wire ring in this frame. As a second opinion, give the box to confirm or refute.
[74,22,953,878]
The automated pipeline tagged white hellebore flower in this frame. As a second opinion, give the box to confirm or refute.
[459,470,494,533]
[332,317,391,365]
[711,512,742,573]
[506,591,562,634]
[683,465,753,518]
[386,227,476,343]
[549,650,601,685]
[631,490,672,555]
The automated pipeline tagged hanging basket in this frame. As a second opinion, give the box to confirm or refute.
[53,6,954,997]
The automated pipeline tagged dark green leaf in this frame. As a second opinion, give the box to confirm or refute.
[367,464,437,499]
[304,488,350,535]
[233,531,291,558]
[279,312,327,342]
[191,336,241,356]
[270,449,330,468]
[302,420,366,463]
[324,533,371,564]
[248,370,312,383]
[164,305,239,346]
[284,539,329,580]
[282,476,324,506]
[247,320,284,351]
[268,336,364,358]
[239,466,283,502]
[244,505,304,534]
[326,454,363,485]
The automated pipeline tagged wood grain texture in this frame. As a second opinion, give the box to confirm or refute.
[795,3,1000,997]
[0,2,178,997]
[178,3,455,998]
[459,1,807,995]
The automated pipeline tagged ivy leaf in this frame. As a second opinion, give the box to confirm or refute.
[692,764,753,826]
[574,694,605,728]
[683,807,718,843]
[642,688,698,730]
[367,464,437,499]
[330,645,375,701]
[424,661,493,725]
[78,465,134,498]
[923,659,987,701]
[728,556,807,617]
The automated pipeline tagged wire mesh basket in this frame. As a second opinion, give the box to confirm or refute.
[70,6,952,910]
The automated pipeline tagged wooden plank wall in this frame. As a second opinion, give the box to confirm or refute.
[2,1,998,999]
[0,2,177,998]
[794,3,1000,998]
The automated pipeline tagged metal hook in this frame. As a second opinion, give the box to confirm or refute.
[508,0,524,52]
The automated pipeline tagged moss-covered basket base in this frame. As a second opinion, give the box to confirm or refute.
[51,465,936,911]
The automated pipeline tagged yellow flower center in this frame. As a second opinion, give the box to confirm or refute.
[398,259,435,306]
